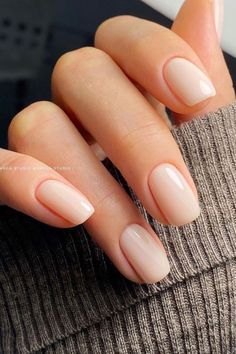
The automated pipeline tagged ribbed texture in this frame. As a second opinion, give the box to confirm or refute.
[0,102,236,353]
[39,260,236,354]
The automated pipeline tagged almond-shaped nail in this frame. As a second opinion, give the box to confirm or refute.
[149,164,200,226]
[36,180,94,225]
[164,58,216,106]
[120,224,170,284]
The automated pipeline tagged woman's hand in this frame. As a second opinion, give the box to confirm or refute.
[1,0,235,284]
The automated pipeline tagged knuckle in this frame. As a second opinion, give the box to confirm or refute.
[53,47,109,84]
[0,151,34,174]
[96,15,168,54]
[95,15,135,38]
[93,188,125,217]
[8,101,59,149]
[119,121,167,153]
[131,28,166,57]
[25,101,59,115]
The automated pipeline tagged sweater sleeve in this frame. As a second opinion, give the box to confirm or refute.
[0,102,236,354]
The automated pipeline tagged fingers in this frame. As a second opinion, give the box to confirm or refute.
[8,101,170,284]
[0,148,94,229]
[95,15,216,115]
[52,48,200,227]
[172,0,235,120]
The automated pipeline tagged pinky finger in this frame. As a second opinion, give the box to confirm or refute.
[0,148,95,228]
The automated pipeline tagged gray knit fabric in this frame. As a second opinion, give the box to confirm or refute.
[0,102,236,353]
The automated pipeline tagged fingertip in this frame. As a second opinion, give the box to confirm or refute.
[120,224,170,284]
[35,179,95,226]
[172,0,234,119]
[163,57,216,110]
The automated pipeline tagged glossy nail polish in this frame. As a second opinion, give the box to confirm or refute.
[164,58,216,106]
[120,224,170,284]
[149,164,200,226]
[36,180,94,225]
[90,142,107,161]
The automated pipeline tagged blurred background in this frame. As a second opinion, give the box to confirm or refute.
[0,0,235,147]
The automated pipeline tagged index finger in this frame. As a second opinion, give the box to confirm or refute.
[172,0,235,120]
[95,15,216,115]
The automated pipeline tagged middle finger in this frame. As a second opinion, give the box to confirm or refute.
[52,47,200,227]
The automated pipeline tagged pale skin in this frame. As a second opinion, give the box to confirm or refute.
[1,0,235,283]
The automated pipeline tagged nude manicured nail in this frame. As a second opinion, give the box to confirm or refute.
[149,164,200,226]
[36,180,94,225]
[90,142,107,161]
[164,58,216,106]
[120,224,170,284]
[214,0,224,41]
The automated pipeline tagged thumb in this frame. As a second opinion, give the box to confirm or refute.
[172,0,235,120]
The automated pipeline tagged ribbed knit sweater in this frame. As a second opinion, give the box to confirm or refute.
[0,102,236,353]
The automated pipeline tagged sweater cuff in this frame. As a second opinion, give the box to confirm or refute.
[153,101,236,284]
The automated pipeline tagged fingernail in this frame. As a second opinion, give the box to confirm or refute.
[149,164,200,226]
[120,224,170,284]
[90,142,107,161]
[36,180,94,225]
[213,0,224,41]
[164,58,216,106]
